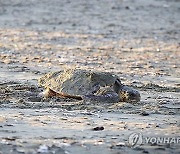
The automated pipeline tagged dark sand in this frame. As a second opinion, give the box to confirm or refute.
[0,0,179,153]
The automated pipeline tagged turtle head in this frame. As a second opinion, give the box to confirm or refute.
[118,85,141,103]
[113,79,140,102]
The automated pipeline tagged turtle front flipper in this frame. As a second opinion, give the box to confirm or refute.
[83,92,120,103]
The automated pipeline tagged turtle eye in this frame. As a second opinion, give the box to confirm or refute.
[129,93,135,98]
[128,92,140,102]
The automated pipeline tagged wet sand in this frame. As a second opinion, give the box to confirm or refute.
[0,0,180,153]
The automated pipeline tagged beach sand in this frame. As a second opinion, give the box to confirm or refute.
[0,0,179,153]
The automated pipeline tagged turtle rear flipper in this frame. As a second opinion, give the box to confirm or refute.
[41,88,82,100]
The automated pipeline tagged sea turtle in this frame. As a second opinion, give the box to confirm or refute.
[38,69,140,103]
